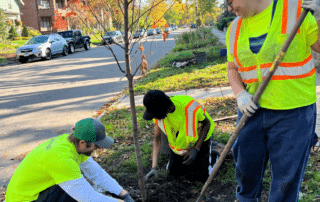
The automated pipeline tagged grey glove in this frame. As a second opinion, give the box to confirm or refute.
[121,193,135,202]
[302,0,320,20]
[182,148,199,165]
[236,90,258,117]
[144,168,158,181]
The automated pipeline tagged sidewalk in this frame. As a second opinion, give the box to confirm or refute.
[109,27,320,136]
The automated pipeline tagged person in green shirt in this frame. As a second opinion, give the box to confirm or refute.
[5,118,134,202]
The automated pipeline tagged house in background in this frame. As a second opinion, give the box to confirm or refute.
[19,0,70,34]
[0,0,24,34]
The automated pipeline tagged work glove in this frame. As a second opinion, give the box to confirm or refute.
[301,0,320,20]
[182,148,199,165]
[144,168,158,181]
[121,193,135,202]
[236,90,258,117]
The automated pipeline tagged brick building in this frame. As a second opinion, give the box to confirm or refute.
[19,0,69,34]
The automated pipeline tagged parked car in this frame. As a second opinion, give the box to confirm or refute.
[183,25,187,28]
[16,34,68,63]
[191,24,197,29]
[155,28,162,34]
[57,30,91,54]
[101,31,123,45]
[121,31,133,40]
[164,27,172,32]
[147,29,157,36]
[133,29,147,38]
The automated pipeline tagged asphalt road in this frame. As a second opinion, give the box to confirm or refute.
[0,28,189,186]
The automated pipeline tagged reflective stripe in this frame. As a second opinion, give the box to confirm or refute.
[282,0,301,34]
[229,17,240,55]
[155,119,166,134]
[169,145,187,155]
[185,100,201,138]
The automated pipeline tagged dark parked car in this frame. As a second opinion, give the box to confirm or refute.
[133,29,147,38]
[102,31,124,44]
[57,30,91,54]
[155,28,162,34]
[191,24,197,29]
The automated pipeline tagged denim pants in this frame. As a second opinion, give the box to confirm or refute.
[232,103,317,202]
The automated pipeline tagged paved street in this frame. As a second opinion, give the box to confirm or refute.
[0,28,187,186]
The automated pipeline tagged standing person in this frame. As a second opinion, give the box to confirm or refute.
[5,118,134,202]
[226,0,320,201]
[143,90,226,182]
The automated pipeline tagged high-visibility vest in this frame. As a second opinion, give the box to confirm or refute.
[228,0,316,110]
[155,95,215,155]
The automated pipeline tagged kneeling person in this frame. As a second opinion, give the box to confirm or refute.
[143,90,219,182]
[5,118,134,202]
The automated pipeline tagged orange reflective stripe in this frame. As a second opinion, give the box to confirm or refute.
[280,54,312,67]
[243,78,259,84]
[234,18,243,69]
[155,119,158,125]
[238,65,257,72]
[269,67,315,80]
[185,100,195,137]
[297,0,302,33]
[282,0,288,34]
[193,105,201,138]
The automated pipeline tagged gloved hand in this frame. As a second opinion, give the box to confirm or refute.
[236,90,258,117]
[182,148,199,165]
[121,193,135,202]
[144,168,158,181]
[302,0,320,20]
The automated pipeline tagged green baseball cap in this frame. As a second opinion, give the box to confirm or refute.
[73,118,114,148]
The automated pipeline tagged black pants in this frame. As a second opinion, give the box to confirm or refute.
[168,140,216,182]
[32,185,77,202]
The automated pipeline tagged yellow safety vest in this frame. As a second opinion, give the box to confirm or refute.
[228,0,316,109]
[155,95,215,155]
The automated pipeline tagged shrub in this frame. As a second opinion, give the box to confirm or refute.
[16,20,22,27]
[28,27,41,37]
[8,25,18,40]
[6,20,12,26]
[22,25,29,37]
[0,9,8,44]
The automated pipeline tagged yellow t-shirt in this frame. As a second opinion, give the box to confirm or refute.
[227,2,318,62]
[5,134,89,202]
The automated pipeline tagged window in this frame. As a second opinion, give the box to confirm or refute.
[41,18,51,31]
[8,0,12,9]
[39,0,50,9]
[56,1,63,9]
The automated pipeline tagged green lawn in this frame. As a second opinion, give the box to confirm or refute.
[133,45,228,95]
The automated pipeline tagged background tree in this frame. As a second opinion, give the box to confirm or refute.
[0,9,9,44]
[21,25,29,37]
[8,25,18,40]
[53,10,69,31]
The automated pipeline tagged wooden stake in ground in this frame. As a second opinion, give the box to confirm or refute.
[196,9,309,202]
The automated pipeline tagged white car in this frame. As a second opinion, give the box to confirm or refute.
[16,34,69,63]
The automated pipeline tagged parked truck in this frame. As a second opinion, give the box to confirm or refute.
[57,30,91,54]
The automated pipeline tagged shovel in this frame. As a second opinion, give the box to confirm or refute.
[196,9,311,202]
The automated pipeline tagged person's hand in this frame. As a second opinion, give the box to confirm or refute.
[236,90,258,117]
[182,148,199,165]
[121,193,135,202]
[144,168,158,181]
[302,0,320,20]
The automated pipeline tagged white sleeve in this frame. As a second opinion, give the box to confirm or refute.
[59,175,118,202]
[80,157,123,195]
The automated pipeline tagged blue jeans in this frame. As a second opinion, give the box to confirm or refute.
[232,103,317,202]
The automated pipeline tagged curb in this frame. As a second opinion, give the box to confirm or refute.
[0,60,18,66]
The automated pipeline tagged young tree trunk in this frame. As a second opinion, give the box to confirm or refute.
[123,0,147,201]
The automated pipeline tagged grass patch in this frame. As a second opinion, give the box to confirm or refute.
[133,45,228,95]
[0,57,8,65]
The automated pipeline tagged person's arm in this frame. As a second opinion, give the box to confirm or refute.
[151,125,162,168]
[228,61,245,96]
[311,20,320,52]
[194,116,211,150]
[80,157,123,195]
[59,175,123,202]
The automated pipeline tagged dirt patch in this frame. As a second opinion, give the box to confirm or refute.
[0,53,16,61]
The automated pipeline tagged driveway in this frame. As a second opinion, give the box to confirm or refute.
[0,28,188,186]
